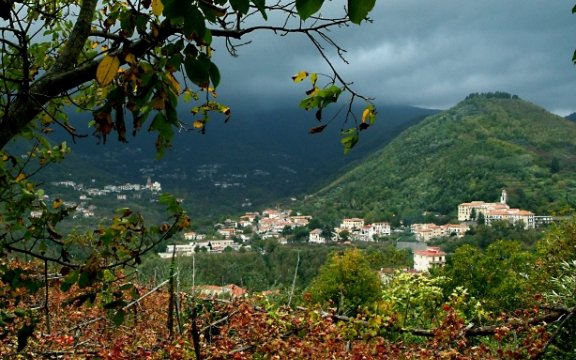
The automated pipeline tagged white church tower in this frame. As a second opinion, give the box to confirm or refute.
[500,189,507,204]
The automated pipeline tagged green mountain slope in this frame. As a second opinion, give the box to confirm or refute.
[300,93,576,224]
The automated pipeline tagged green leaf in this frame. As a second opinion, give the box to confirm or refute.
[347,0,376,24]
[60,270,78,292]
[184,5,206,39]
[136,13,148,34]
[112,309,125,326]
[209,61,221,88]
[184,56,210,87]
[119,9,137,37]
[120,282,135,291]
[251,0,267,19]
[296,0,324,20]
[230,0,250,14]
[299,96,320,111]
[159,193,181,214]
[78,271,92,288]
[163,0,184,20]
[340,128,359,155]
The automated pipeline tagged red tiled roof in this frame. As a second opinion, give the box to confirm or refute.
[415,247,446,257]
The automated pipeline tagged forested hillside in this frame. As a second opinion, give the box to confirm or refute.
[299,93,576,224]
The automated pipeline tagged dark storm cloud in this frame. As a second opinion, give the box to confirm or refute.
[214,1,576,115]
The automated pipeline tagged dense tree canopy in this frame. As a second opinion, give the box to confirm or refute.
[306,248,382,315]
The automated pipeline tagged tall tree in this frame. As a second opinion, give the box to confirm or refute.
[440,241,536,312]
[0,0,376,152]
[0,0,376,351]
[306,248,382,315]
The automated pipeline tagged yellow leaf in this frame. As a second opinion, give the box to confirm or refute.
[151,0,164,16]
[52,199,64,209]
[15,173,26,182]
[125,53,137,65]
[362,108,371,123]
[310,73,318,86]
[193,120,205,129]
[221,106,231,116]
[362,106,376,124]
[96,55,120,87]
[166,73,180,94]
[183,89,192,102]
[291,71,309,83]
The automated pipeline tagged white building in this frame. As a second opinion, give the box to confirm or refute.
[309,228,325,244]
[457,190,535,229]
[158,239,238,258]
[485,208,535,229]
[414,247,447,272]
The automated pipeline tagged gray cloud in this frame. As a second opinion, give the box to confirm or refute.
[214,1,576,115]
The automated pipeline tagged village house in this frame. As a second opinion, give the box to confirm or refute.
[484,208,535,229]
[217,227,237,239]
[360,222,392,240]
[262,208,289,219]
[290,215,312,226]
[238,219,254,228]
[184,231,198,241]
[340,218,365,231]
[240,212,259,222]
[309,228,325,244]
[158,242,196,258]
[333,218,392,242]
[413,247,447,272]
[411,223,469,242]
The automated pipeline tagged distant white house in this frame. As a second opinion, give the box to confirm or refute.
[413,247,447,272]
[308,228,325,244]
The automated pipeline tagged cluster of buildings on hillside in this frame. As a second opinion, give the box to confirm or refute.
[33,177,164,219]
[158,190,550,272]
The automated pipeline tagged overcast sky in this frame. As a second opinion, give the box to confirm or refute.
[212,1,576,116]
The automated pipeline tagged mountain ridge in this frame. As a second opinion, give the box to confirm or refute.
[298,94,576,224]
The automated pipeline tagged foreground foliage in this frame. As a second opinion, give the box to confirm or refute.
[0,258,572,359]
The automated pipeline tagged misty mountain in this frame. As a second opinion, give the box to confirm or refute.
[36,104,437,218]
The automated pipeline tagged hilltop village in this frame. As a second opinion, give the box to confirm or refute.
[159,190,553,272]
[43,176,164,219]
